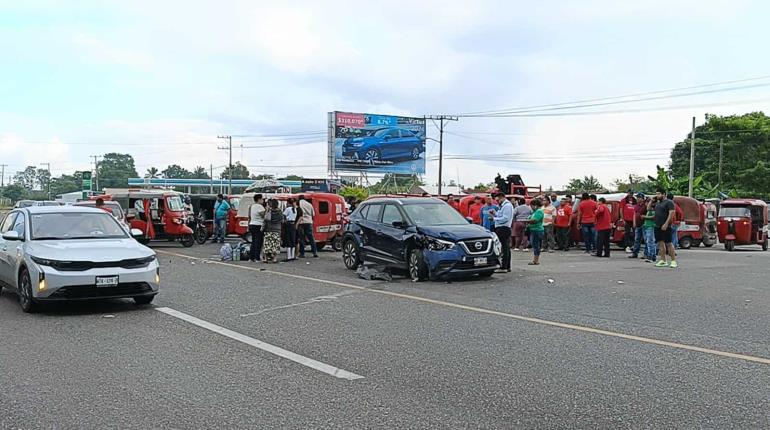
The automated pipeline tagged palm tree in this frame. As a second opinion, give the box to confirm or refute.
[191,166,209,179]
[145,167,160,178]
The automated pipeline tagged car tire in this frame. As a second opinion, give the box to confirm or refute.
[134,295,156,305]
[408,249,429,282]
[180,234,195,248]
[332,236,343,252]
[679,236,692,249]
[18,268,38,313]
[342,239,361,270]
[194,226,208,244]
[478,271,494,278]
[411,146,420,160]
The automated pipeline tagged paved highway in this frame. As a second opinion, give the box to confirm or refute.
[1,243,769,428]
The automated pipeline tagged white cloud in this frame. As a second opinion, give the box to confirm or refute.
[71,33,154,69]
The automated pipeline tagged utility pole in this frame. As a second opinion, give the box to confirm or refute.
[0,164,6,187]
[718,138,724,188]
[40,163,51,200]
[91,155,102,191]
[210,164,214,193]
[687,116,696,198]
[426,115,458,196]
[217,135,233,195]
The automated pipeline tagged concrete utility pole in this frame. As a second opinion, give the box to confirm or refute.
[217,135,233,195]
[0,164,6,187]
[687,116,696,198]
[40,163,51,200]
[210,164,214,193]
[425,115,459,196]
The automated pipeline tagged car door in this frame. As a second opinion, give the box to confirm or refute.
[380,129,400,160]
[0,212,18,286]
[376,204,409,264]
[356,204,382,259]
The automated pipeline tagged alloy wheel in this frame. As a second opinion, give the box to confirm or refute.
[411,147,420,160]
[364,149,379,165]
[343,241,357,269]
[409,251,419,280]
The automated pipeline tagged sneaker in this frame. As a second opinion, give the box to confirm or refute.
[643,258,652,263]
[628,254,638,259]
[513,248,520,251]
[625,247,631,253]
[522,248,530,252]
[670,261,678,269]
[654,260,669,267]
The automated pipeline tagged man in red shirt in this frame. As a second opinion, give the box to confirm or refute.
[595,197,612,257]
[468,196,483,225]
[621,190,637,252]
[630,192,647,259]
[576,192,597,253]
[553,198,573,251]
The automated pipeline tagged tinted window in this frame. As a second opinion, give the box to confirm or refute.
[719,206,750,217]
[389,129,400,138]
[363,204,382,221]
[319,201,329,215]
[381,205,403,225]
[12,214,25,237]
[402,203,468,226]
[0,213,17,234]
[358,205,369,219]
[401,129,414,137]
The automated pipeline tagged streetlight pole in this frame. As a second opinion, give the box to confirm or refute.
[425,115,458,196]
[40,163,51,200]
[687,116,696,198]
[217,135,233,195]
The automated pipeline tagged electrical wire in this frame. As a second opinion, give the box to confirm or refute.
[456,74,770,116]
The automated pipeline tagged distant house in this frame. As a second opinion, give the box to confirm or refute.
[409,185,466,197]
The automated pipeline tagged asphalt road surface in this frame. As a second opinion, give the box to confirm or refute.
[1,240,769,429]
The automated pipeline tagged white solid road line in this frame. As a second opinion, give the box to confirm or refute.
[155,307,364,381]
[157,250,770,366]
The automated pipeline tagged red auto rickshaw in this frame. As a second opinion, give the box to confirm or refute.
[717,199,768,251]
[673,196,717,248]
[98,189,195,247]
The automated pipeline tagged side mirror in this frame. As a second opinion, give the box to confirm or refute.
[2,231,22,241]
[392,220,405,229]
[130,228,144,237]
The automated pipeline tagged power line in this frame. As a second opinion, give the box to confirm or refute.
[456,74,770,116]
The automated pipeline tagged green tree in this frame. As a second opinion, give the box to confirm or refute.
[564,175,604,193]
[668,112,770,198]
[220,162,250,179]
[98,153,139,189]
[280,174,303,181]
[13,166,38,189]
[36,168,51,191]
[145,167,160,178]
[191,166,210,179]
[610,174,652,193]
[251,174,275,180]
[2,184,27,201]
[50,174,82,197]
[370,174,423,194]
[162,164,192,179]
[340,186,369,202]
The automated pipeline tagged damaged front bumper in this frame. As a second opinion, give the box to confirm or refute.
[422,247,500,280]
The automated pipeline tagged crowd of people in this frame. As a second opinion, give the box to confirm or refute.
[449,188,684,271]
[212,193,320,263]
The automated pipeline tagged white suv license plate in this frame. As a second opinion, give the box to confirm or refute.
[473,257,487,266]
[95,275,119,287]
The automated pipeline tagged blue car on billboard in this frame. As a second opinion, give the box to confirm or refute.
[341,127,425,165]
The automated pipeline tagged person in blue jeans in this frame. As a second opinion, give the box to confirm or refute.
[213,194,230,244]
[641,199,657,262]
[629,192,646,259]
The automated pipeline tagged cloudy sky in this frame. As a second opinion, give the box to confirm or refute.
[2,0,770,190]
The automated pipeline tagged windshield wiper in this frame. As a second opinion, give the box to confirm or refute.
[32,237,65,241]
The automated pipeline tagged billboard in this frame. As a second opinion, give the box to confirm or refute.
[328,111,426,174]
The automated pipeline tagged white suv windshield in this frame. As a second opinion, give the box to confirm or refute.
[30,212,128,240]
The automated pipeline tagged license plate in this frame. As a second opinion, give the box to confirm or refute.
[474,257,487,266]
[95,275,119,287]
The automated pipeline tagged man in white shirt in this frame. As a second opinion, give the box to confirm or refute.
[297,195,318,258]
[249,194,266,262]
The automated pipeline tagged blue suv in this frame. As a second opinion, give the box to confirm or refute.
[341,197,502,281]
[341,128,424,164]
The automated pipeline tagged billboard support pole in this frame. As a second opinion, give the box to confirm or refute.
[426,115,458,196]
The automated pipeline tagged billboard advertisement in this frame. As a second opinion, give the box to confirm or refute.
[328,111,426,174]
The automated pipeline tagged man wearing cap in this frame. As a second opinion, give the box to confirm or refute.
[621,190,637,253]
[629,192,646,259]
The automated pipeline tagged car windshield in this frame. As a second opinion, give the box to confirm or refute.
[166,196,184,211]
[719,206,751,217]
[402,203,469,226]
[30,212,128,240]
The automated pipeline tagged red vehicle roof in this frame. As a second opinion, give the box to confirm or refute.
[721,199,767,207]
